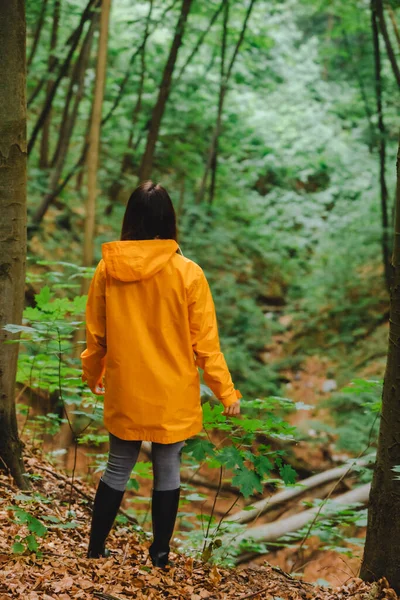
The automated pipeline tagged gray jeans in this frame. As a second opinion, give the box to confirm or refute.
[101,433,185,492]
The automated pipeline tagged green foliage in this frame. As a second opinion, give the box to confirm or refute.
[179,397,303,562]
[281,499,368,559]
[9,506,48,556]
[10,262,104,448]
[184,398,299,501]
[312,379,382,453]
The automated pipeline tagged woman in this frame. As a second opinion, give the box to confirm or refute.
[81,181,241,568]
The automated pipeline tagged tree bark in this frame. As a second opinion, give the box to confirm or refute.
[0,0,30,490]
[82,0,112,294]
[138,0,193,183]
[371,0,391,291]
[360,137,400,592]
[39,0,61,169]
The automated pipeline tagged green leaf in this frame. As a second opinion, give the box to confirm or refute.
[215,446,244,470]
[232,467,263,498]
[14,493,34,502]
[183,437,216,461]
[42,515,61,523]
[3,324,36,334]
[279,464,297,485]
[127,478,140,491]
[23,307,42,321]
[71,295,87,314]
[27,515,47,537]
[26,534,39,552]
[12,542,25,554]
[34,286,52,309]
[185,493,207,502]
[253,454,273,477]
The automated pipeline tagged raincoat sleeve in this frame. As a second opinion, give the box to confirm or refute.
[80,260,107,393]
[188,268,242,408]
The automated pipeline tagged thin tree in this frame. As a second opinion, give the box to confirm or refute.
[361,136,400,593]
[39,0,61,168]
[138,0,193,182]
[208,0,229,205]
[387,3,400,50]
[30,17,97,230]
[28,0,100,156]
[196,0,256,205]
[106,0,154,213]
[371,0,391,291]
[376,0,400,88]
[27,0,49,69]
[0,0,30,490]
[82,0,112,294]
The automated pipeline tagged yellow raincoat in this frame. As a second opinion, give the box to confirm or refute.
[81,239,242,443]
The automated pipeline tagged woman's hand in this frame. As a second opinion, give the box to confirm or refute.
[94,382,105,395]
[222,400,240,416]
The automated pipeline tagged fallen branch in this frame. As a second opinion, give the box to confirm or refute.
[239,585,272,599]
[227,456,374,525]
[233,483,370,561]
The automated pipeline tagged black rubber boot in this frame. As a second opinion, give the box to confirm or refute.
[87,478,125,558]
[149,487,180,568]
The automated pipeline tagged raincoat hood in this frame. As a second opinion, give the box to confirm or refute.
[101,239,179,282]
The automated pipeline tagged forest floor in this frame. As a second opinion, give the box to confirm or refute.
[1,435,397,599]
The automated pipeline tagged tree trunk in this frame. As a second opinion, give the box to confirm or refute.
[376,0,400,89]
[138,0,193,182]
[196,0,256,205]
[360,137,400,592]
[27,0,48,69]
[105,0,153,215]
[0,0,30,490]
[30,18,96,230]
[51,16,96,168]
[82,0,112,293]
[39,0,61,169]
[387,4,400,50]
[28,0,100,156]
[174,1,224,85]
[371,0,391,291]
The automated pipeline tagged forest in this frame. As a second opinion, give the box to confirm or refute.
[1,0,400,598]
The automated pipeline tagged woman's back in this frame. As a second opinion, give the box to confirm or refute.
[82,237,240,443]
[101,239,202,443]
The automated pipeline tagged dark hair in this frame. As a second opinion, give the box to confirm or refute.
[120,181,177,241]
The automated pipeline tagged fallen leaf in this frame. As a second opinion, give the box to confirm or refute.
[209,564,221,586]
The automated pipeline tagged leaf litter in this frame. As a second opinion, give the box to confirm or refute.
[0,449,397,600]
